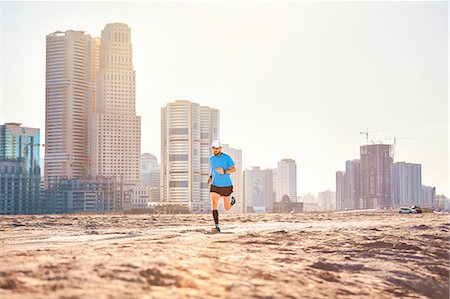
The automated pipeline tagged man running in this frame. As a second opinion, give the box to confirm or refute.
[208,140,236,233]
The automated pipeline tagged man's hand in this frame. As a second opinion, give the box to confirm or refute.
[207,177,212,184]
[215,168,225,174]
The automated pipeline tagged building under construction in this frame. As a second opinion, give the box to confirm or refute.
[359,144,393,209]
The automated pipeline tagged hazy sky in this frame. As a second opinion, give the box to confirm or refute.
[1,1,448,196]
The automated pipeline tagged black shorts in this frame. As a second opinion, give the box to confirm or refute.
[210,185,233,197]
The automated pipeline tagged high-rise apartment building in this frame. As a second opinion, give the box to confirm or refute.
[45,30,99,185]
[421,185,436,209]
[92,23,141,187]
[390,162,421,208]
[345,159,361,210]
[161,100,219,213]
[336,159,361,211]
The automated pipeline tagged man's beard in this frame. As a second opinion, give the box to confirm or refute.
[214,151,221,156]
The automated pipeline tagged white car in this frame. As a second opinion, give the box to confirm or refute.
[399,207,417,214]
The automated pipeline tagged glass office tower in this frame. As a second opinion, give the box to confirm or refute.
[0,123,41,214]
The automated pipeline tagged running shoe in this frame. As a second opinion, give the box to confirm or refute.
[211,226,221,233]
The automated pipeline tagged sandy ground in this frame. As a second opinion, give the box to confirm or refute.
[0,212,449,299]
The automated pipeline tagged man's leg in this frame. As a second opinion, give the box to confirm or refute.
[223,187,234,211]
[210,192,221,226]
[223,196,232,211]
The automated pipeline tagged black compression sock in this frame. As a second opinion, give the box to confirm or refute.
[212,210,219,226]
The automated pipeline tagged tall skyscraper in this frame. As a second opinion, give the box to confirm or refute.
[161,100,219,213]
[221,144,243,214]
[92,23,141,187]
[276,158,297,202]
[360,144,393,209]
[0,123,41,214]
[45,31,99,186]
[243,166,274,213]
[390,162,422,208]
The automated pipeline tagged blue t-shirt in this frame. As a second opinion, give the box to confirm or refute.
[210,153,235,187]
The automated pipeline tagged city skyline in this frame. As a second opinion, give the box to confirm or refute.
[1,1,448,195]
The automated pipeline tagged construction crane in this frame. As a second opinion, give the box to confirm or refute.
[385,136,412,162]
[360,128,393,145]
